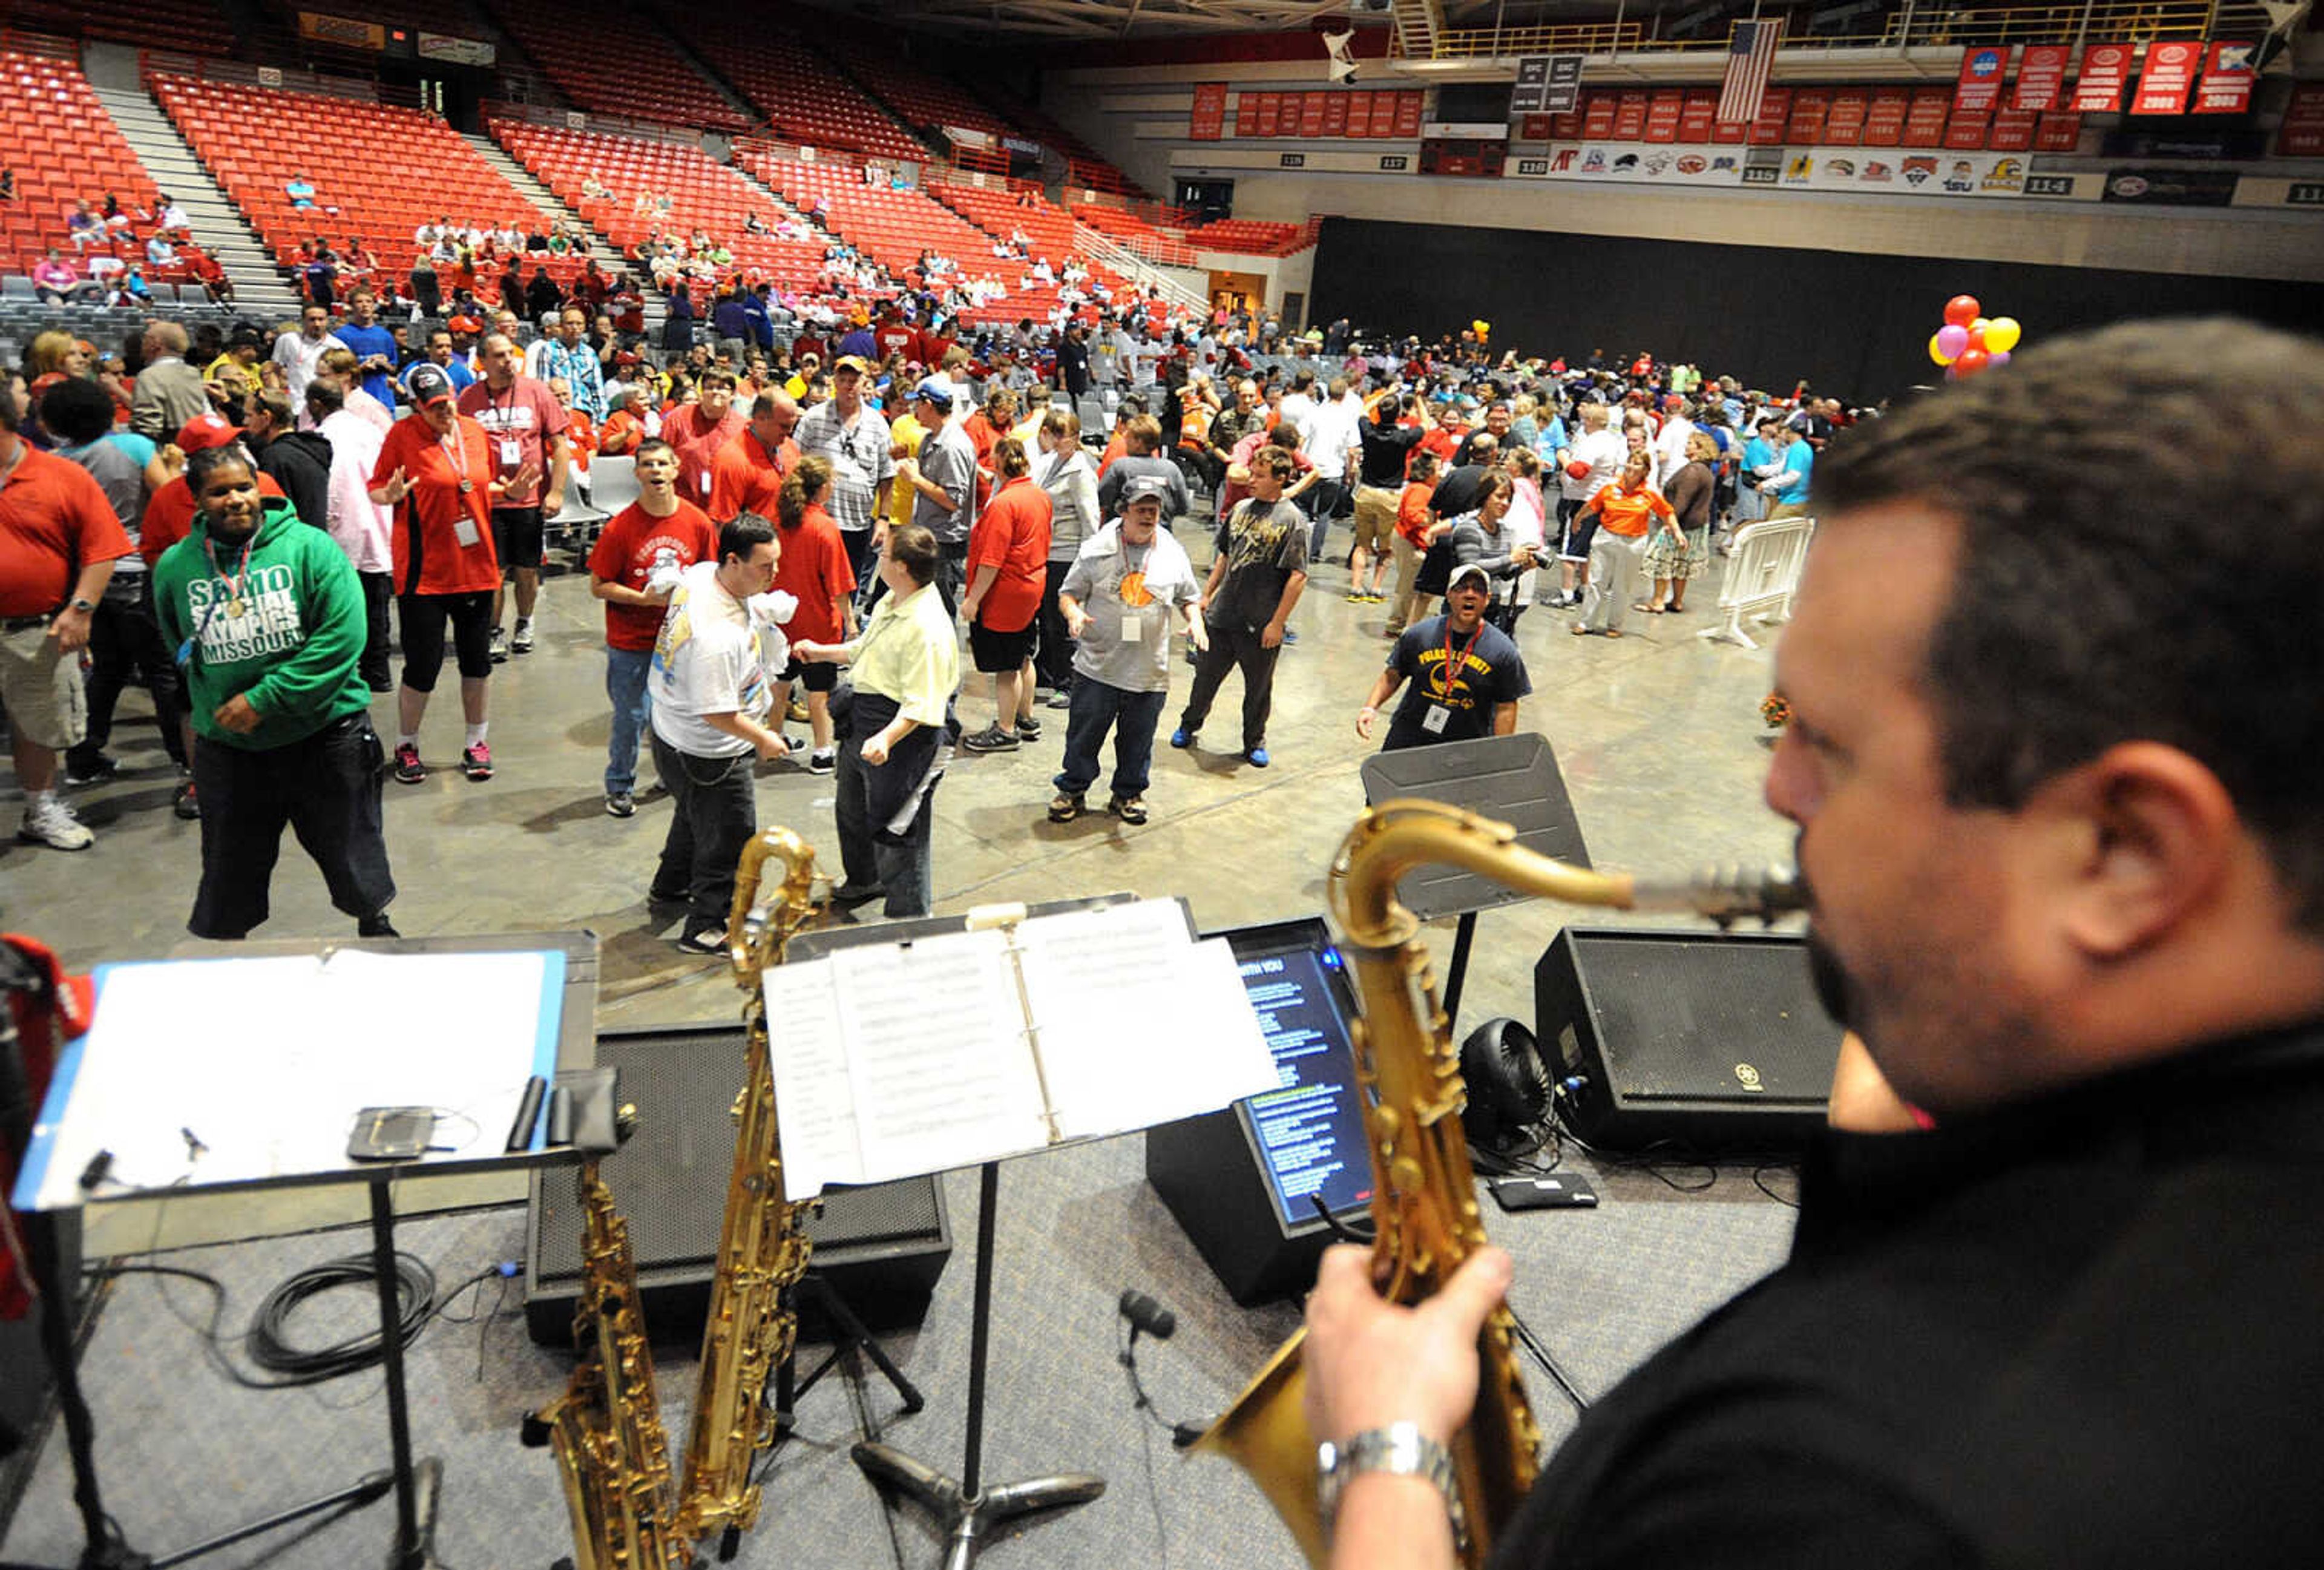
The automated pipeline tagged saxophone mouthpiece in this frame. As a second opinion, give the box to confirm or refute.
[1627,864,1806,927]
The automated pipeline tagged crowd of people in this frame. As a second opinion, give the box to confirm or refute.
[31,189,231,307]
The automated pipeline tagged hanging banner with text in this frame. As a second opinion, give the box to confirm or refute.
[2070,42,2135,113]
[2279,82,2324,155]
[2129,40,2202,116]
[1954,45,2013,114]
[2191,41,2256,114]
[1511,56,1554,114]
[2014,44,2071,111]
[1190,82,1227,140]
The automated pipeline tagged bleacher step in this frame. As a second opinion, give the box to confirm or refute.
[463,131,662,332]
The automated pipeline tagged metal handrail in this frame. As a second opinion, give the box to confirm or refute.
[1431,0,2266,57]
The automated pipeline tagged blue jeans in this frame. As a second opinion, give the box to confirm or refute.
[1054,681,1166,800]
[605,647,653,793]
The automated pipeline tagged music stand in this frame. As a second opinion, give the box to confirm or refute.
[787,900,1129,1569]
[1359,732,1592,1030]
[8,932,600,1570]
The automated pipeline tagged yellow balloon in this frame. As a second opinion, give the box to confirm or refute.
[1970,317,1992,336]
[1929,331,1955,366]
[1985,316,2022,353]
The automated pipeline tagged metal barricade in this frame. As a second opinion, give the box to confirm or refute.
[1700,514,1816,649]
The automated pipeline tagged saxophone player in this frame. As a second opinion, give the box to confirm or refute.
[1301,320,2324,1569]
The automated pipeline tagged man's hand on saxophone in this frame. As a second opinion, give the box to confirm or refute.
[1302,1243,1515,1568]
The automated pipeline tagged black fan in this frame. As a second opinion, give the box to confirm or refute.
[1459,1016,1551,1158]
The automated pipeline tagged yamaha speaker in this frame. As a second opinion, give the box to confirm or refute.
[524,1023,951,1345]
[1535,927,1842,1151]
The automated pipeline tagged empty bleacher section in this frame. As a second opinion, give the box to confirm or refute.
[491,120,825,298]
[654,15,927,162]
[151,73,566,299]
[974,88,1146,199]
[478,0,744,132]
[8,0,230,57]
[1074,203,1198,267]
[1181,218,1315,258]
[0,47,171,277]
[819,38,1017,146]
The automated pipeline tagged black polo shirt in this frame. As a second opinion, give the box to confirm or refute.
[1494,1022,2324,1570]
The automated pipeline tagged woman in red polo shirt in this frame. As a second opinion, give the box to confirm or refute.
[959,438,1052,754]
[768,456,857,775]
[369,361,528,783]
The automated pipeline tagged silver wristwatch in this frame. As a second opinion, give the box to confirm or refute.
[1316,1421,1468,1551]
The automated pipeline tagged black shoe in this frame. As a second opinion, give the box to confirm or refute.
[605,790,636,818]
[357,913,399,938]
[648,882,689,905]
[830,880,887,905]
[1016,715,1042,741]
[62,753,119,786]
[677,925,727,954]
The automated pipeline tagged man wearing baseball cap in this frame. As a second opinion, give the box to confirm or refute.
[1050,473,1205,825]
[891,374,976,615]
[794,355,893,588]
[1356,561,1530,751]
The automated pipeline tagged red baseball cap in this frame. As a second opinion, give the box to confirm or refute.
[176,412,240,454]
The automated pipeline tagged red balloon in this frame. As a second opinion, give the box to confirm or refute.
[1944,294,1983,327]
[1954,347,1992,376]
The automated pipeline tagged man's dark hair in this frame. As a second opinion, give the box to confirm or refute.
[186,442,254,496]
[306,379,346,419]
[633,436,675,465]
[719,513,776,567]
[886,523,940,586]
[39,376,116,445]
[1818,317,2324,927]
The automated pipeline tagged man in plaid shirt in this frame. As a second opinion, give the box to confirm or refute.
[534,307,606,423]
[792,355,893,585]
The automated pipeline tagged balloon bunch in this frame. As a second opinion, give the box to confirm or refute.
[1926,295,2023,379]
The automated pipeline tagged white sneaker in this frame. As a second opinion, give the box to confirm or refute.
[18,798,93,851]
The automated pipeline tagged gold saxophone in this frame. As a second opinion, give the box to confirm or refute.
[670,826,827,1554]
[536,827,826,1569]
[530,1111,694,1570]
[1195,800,1803,1567]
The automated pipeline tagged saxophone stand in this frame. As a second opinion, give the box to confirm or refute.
[851,1161,1104,1570]
[771,1273,924,1442]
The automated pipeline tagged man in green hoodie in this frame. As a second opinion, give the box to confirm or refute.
[153,443,397,940]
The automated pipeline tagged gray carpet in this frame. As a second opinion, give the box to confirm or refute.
[2,1131,1796,1569]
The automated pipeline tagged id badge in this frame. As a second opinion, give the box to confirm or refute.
[1422,704,1451,735]
[499,439,524,468]
[453,516,482,548]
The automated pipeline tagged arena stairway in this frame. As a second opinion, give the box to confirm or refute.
[82,44,304,316]
[464,130,661,334]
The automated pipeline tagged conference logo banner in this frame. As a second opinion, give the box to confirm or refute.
[2070,43,2135,113]
[1955,46,2013,115]
[1532,143,1753,185]
[1518,142,2078,200]
[2192,42,2256,114]
[2014,45,2071,111]
[2129,41,2202,116]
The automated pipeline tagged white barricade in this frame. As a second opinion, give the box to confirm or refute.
[1701,514,1817,649]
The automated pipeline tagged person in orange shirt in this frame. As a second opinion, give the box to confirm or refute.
[1569,452,1678,639]
[958,438,1052,754]
[706,390,800,524]
[661,368,744,506]
[767,455,858,773]
[552,378,598,475]
[1387,447,1441,638]
[959,387,1016,521]
[597,384,654,458]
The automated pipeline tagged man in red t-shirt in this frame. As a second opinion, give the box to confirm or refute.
[707,391,800,524]
[458,333,569,660]
[958,438,1052,752]
[586,437,715,817]
[662,369,744,509]
[0,396,135,850]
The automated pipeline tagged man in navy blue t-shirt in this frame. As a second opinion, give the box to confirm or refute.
[1356,563,1530,750]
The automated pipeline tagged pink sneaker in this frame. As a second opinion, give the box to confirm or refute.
[461,742,493,781]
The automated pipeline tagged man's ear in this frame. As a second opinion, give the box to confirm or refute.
[2044,742,2239,960]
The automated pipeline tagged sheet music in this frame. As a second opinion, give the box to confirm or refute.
[18,949,558,1212]
[766,899,1279,1200]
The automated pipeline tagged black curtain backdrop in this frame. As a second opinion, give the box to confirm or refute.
[1308,216,2324,402]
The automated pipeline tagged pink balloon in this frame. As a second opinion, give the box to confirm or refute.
[1989,349,2012,367]
[1935,323,1970,359]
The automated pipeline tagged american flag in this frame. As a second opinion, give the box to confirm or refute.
[1716,18,1785,125]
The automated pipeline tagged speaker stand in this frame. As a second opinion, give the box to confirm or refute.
[772,1273,925,1440]
[1440,910,1480,1032]
[851,1163,1102,1569]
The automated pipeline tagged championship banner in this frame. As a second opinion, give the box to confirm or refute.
[2070,42,2135,113]
[2191,41,2256,114]
[1787,89,1833,145]
[1862,88,1911,145]
[1544,56,1586,115]
[1645,89,1686,142]
[1614,90,1650,139]
[1825,90,1869,145]
[1255,93,1281,137]
[1323,92,1350,135]
[1581,91,1619,139]
[1518,113,1554,141]
[1944,110,1992,150]
[1902,87,1952,147]
[2277,82,2324,156]
[1989,106,2039,151]
[1393,91,1424,137]
[1190,82,1227,140]
[1679,90,1719,142]
[2014,44,2071,111]
[2034,111,2083,152]
[1235,92,1259,136]
[1750,87,1793,145]
[2129,40,2202,116]
[1954,45,2013,114]
[1300,91,1328,137]
[1511,56,1554,114]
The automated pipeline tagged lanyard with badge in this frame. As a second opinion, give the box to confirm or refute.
[485,383,527,473]
[441,417,484,547]
[1425,617,1488,735]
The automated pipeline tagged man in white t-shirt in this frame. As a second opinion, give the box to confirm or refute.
[1554,402,1631,608]
[270,303,345,406]
[647,514,789,954]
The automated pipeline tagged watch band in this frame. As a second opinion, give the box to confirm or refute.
[67,597,96,613]
[1316,1422,1468,1552]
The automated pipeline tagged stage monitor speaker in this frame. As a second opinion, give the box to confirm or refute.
[1146,917,1374,1306]
[1536,927,1842,1152]
[524,1023,951,1345]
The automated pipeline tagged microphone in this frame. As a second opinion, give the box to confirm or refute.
[1118,1288,1177,1341]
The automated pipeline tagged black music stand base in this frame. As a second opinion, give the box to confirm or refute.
[848,1162,1101,1569]
[850,1444,1103,1570]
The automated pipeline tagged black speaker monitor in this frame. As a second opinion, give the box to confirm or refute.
[524,1022,951,1345]
[1145,918,1373,1306]
[1537,927,1843,1152]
